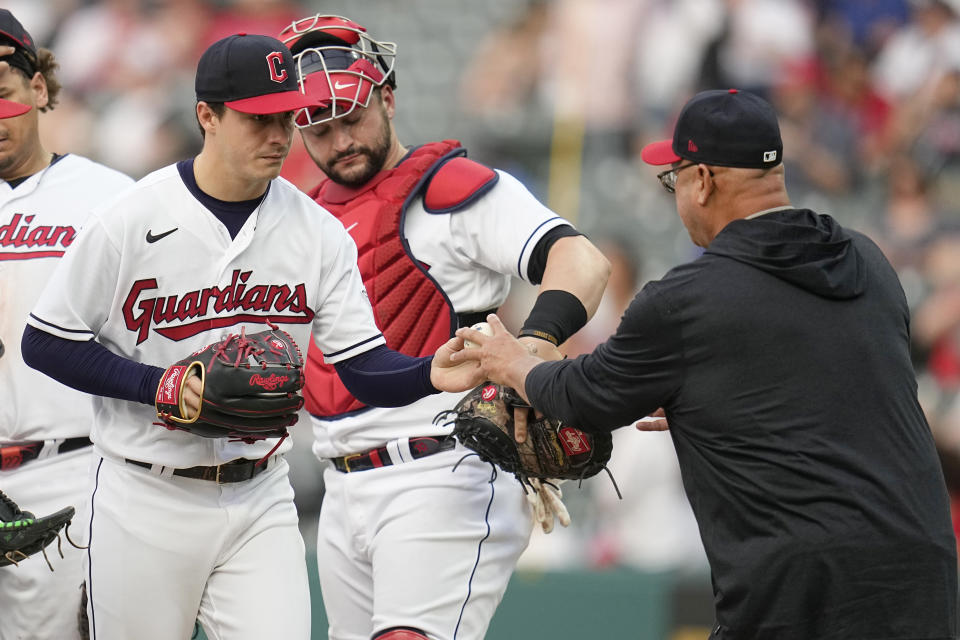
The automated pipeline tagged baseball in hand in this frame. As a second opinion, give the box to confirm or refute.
[464,322,493,349]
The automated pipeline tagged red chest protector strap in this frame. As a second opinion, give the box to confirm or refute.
[305,140,497,418]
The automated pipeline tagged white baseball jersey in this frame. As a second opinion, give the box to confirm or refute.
[28,164,384,468]
[0,154,131,640]
[311,168,570,458]
[0,154,132,442]
[311,165,564,640]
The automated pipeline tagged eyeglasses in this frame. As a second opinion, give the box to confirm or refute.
[656,162,699,194]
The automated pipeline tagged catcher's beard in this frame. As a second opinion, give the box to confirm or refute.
[313,101,393,188]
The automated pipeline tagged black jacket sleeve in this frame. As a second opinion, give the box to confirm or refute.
[524,284,684,432]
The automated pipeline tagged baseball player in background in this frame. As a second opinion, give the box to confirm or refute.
[279,15,611,640]
[0,9,133,639]
[20,33,483,640]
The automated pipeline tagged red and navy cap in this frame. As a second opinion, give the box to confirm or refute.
[641,89,783,169]
[0,97,30,118]
[195,33,313,115]
[0,9,36,58]
[0,9,38,78]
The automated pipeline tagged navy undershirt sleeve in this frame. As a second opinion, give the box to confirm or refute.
[22,330,438,409]
[21,325,164,405]
[334,345,439,407]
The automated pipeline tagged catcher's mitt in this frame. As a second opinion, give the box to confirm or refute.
[155,326,305,441]
[0,501,78,570]
[441,381,613,485]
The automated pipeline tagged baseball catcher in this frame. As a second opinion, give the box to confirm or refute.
[155,326,305,442]
[438,380,615,533]
[0,490,79,571]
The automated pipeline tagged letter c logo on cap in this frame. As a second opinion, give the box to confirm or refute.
[267,51,287,83]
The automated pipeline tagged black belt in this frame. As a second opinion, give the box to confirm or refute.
[0,436,92,471]
[457,308,497,329]
[125,457,273,484]
[331,436,456,473]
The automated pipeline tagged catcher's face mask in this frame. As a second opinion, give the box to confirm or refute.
[278,14,396,128]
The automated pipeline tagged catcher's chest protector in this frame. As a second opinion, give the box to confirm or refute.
[306,140,467,417]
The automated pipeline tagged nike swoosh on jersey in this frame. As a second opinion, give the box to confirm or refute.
[334,81,356,90]
[145,228,178,243]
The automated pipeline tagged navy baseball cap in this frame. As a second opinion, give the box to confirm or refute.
[641,89,783,169]
[195,33,313,114]
[0,9,36,57]
[0,9,38,78]
[0,98,30,118]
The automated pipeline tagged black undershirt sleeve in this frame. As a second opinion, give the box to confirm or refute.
[525,225,582,284]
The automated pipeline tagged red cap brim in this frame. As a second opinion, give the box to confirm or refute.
[0,98,30,119]
[225,90,313,115]
[640,139,681,166]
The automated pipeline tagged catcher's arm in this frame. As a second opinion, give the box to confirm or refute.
[532,236,609,321]
[516,234,609,355]
[516,235,610,437]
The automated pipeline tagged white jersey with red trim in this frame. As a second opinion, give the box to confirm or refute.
[0,154,132,442]
[28,163,384,467]
[311,168,571,458]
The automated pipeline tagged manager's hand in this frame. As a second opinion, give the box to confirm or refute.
[454,314,549,445]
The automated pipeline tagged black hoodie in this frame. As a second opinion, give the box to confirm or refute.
[528,209,958,639]
[707,208,865,300]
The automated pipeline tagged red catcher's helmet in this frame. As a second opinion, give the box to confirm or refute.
[278,14,397,128]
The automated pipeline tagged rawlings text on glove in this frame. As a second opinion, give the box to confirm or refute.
[155,326,305,441]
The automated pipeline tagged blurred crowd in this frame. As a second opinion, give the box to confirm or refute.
[18,0,960,582]
[474,0,960,581]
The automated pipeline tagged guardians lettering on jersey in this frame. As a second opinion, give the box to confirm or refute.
[0,213,76,260]
[122,268,314,343]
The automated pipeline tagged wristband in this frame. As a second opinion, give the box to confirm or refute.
[518,329,559,346]
[519,289,588,346]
